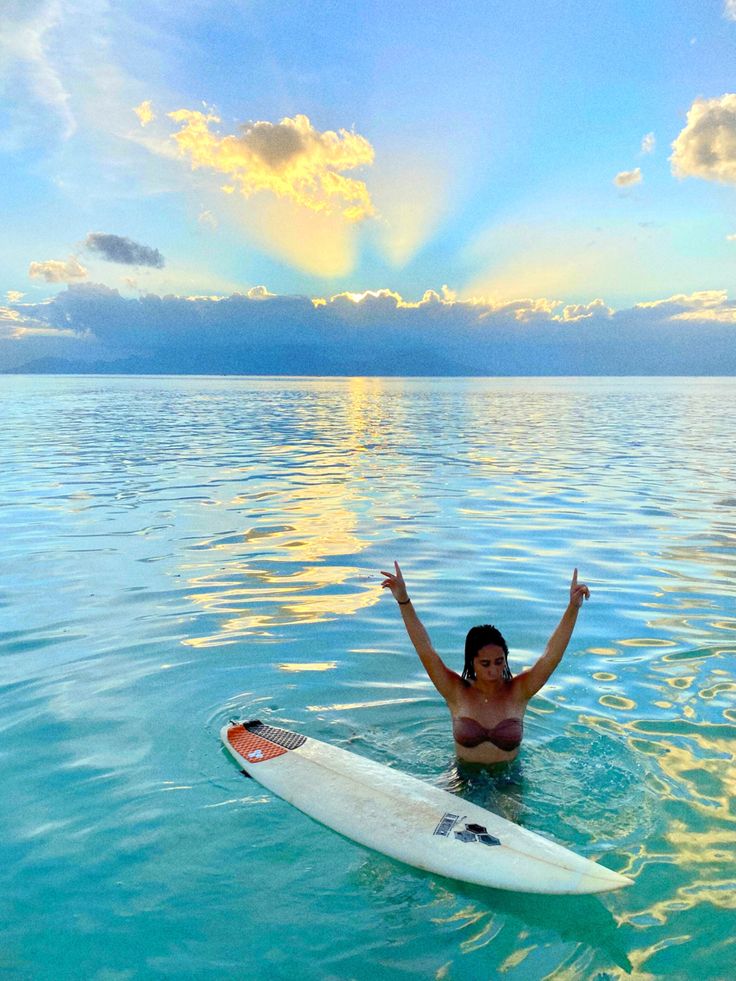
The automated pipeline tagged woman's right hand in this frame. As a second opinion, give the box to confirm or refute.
[380,561,409,603]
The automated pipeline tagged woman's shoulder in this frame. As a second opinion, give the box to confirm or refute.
[441,669,469,708]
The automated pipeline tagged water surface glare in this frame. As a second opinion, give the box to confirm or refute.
[2,375,735,980]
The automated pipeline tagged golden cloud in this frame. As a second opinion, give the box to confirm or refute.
[635,289,728,311]
[671,93,736,183]
[634,289,736,323]
[674,308,736,323]
[168,110,375,221]
[613,167,643,187]
[133,100,154,126]
[319,287,613,323]
[325,287,451,309]
[245,285,274,299]
[0,305,32,336]
[28,257,88,283]
[0,305,76,339]
[557,299,613,321]
[477,296,561,322]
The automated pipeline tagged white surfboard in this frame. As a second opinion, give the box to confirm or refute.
[221,720,633,895]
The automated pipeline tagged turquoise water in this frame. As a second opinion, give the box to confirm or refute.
[2,375,735,980]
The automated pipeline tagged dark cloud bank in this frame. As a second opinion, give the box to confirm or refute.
[3,283,736,374]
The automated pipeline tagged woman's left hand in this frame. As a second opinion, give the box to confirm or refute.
[570,568,590,609]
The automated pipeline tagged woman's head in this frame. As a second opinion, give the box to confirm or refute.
[463,624,511,683]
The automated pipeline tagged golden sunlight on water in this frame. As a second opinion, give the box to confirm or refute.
[577,638,736,939]
[180,378,395,647]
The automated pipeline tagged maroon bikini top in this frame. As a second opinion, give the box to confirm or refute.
[452,716,523,751]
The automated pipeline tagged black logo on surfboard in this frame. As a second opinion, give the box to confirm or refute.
[454,822,501,847]
[433,812,461,837]
[434,814,501,846]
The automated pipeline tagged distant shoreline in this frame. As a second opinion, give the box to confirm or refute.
[4,371,736,380]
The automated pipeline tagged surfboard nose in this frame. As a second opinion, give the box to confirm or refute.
[580,866,634,894]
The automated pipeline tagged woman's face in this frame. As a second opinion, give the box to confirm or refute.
[473,643,507,683]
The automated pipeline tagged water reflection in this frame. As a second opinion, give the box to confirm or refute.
[357,857,633,974]
[4,376,736,980]
[176,378,426,646]
[574,645,736,931]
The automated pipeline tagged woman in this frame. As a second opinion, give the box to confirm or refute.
[380,562,590,764]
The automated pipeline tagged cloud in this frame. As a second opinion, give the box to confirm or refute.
[641,132,655,154]
[613,167,643,187]
[246,285,275,299]
[1,305,36,338]
[725,1,736,22]
[634,289,727,311]
[635,289,736,323]
[167,110,375,221]
[4,283,736,376]
[671,93,736,183]
[0,302,75,339]
[0,0,76,142]
[133,100,154,126]
[198,209,218,230]
[6,291,25,302]
[727,233,736,241]
[28,257,87,282]
[557,299,614,322]
[84,233,165,268]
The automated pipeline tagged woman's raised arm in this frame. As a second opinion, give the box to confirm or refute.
[515,568,590,700]
[381,561,461,704]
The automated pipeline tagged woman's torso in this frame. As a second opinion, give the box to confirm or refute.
[450,682,527,763]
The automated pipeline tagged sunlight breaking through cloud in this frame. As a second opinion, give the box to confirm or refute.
[167,110,376,221]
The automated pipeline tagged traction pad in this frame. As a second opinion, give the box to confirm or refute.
[243,720,308,750]
[227,720,307,764]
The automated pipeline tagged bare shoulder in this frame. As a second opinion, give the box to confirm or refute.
[438,666,466,708]
[509,670,535,702]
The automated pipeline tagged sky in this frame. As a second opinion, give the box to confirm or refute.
[1,0,736,373]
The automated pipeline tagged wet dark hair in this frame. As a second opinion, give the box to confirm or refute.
[462,624,512,683]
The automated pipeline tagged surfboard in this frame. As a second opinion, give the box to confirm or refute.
[221,719,633,895]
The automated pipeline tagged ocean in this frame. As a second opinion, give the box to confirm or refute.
[2,374,735,980]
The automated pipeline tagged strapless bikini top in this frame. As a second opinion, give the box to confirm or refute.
[452,716,523,751]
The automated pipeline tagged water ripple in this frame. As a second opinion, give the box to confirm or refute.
[2,375,736,979]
